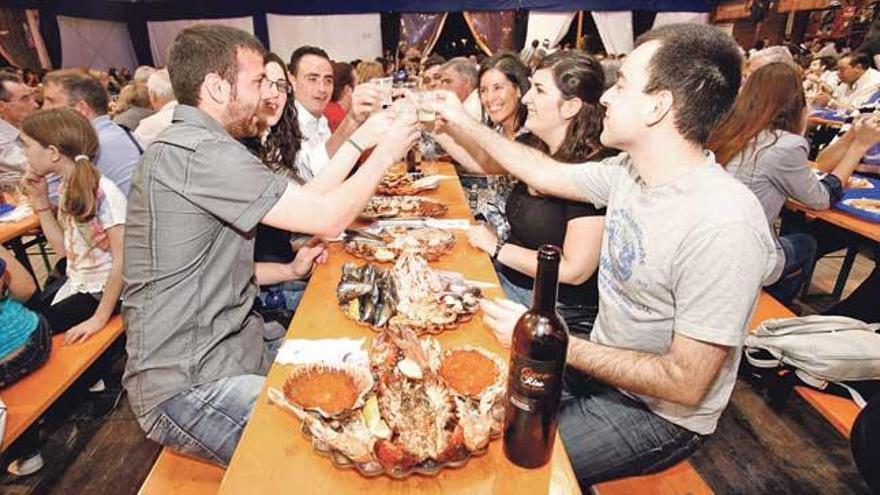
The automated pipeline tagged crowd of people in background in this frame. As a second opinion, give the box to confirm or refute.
[0,21,878,491]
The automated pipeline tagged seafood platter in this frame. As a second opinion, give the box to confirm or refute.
[268,326,507,478]
[336,248,481,334]
[378,169,442,196]
[361,196,448,219]
[342,226,456,263]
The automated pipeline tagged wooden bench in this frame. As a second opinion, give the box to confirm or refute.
[593,460,713,494]
[0,314,125,451]
[748,292,861,438]
[138,448,224,495]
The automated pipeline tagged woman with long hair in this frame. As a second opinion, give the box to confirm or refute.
[19,107,126,343]
[439,50,610,330]
[252,53,396,318]
[707,62,875,305]
[252,53,325,319]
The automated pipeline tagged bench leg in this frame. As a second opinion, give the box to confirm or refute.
[832,244,858,299]
[4,237,39,287]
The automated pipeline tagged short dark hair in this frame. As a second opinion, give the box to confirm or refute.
[0,70,23,101]
[843,51,873,70]
[166,24,265,107]
[331,62,355,102]
[424,54,445,70]
[636,23,743,144]
[288,45,330,76]
[818,55,838,71]
[44,69,110,115]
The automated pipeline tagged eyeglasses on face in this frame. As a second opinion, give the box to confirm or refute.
[265,78,291,94]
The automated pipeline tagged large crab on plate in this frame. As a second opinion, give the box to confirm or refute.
[269,326,506,478]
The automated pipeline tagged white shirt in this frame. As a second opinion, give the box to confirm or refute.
[0,118,27,173]
[463,90,484,124]
[134,100,178,147]
[817,43,838,58]
[833,68,880,109]
[294,100,331,182]
[53,176,127,302]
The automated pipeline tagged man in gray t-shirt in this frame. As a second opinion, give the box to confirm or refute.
[429,24,775,486]
[122,25,417,466]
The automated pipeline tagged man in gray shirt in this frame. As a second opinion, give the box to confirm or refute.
[122,25,418,466]
[429,24,776,486]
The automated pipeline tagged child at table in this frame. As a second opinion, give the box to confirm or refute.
[18,107,125,345]
[0,245,52,476]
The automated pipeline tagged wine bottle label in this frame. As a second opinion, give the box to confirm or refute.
[510,353,562,401]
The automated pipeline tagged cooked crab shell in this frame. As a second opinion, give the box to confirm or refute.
[438,346,506,399]
[282,363,375,419]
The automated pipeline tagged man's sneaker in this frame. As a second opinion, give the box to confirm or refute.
[7,451,44,476]
[88,379,106,393]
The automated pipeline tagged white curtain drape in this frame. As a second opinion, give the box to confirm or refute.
[267,14,382,63]
[148,17,254,67]
[57,15,138,70]
[591,11,634,55]
[524,12,576,51]
[652,12,710,29]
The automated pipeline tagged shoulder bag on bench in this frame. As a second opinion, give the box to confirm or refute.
[744,315,880,407]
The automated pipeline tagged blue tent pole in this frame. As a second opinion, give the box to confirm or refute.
[127,14,155,68]
[253,11,270,51]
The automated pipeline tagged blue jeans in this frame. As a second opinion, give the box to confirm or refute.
[257,279,307,312]
[559,373,705,488]
[766,233,817,305]
[497,265,598,337]
[497,265,534,307]
[139,335,283,466]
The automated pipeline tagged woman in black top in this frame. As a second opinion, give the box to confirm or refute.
[464,51,609,330]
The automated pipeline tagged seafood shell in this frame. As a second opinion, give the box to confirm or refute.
[281,363,375,419]
[438,346,506,399]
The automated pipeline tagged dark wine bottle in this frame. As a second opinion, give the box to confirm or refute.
[503,244,569,468]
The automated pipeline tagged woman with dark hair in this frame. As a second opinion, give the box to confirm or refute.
[468,52,531,240]
[479,52,530,139]
[707,62,876,305]
[252,53,324,318]
[252,53,394,319]
[439,50,610,330]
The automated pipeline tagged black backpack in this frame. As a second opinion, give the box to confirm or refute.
[852,395,880,493]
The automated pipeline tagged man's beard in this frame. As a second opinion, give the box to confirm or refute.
[225,95,267,138]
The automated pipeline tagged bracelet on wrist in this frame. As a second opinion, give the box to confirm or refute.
[491,240,505,261]
[34,205,52,214]
[347,138,364,154]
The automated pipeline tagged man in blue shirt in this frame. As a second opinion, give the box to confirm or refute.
[41,69,141,197]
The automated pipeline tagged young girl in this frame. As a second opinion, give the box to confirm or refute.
[19,107,126,345]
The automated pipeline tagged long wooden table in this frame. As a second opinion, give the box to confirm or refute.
[0,210,41,283]
[786,199,879,243]
[785,199,879,298]
[0,211,39,244]
[219,163,581,494]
